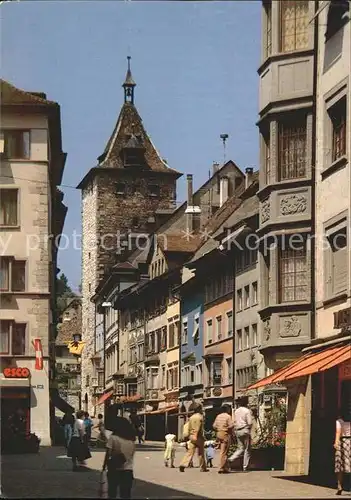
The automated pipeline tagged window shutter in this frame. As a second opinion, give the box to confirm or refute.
[332,246,348,295]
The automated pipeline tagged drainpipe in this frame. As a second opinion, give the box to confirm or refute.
[143,305,147,438]
[231,240,237,413]
[311,0,318,343]
[103,307,106,390]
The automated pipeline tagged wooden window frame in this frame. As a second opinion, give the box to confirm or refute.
[278,114,307,181]
[0,188,19,228]
[330,97,347,163]
[0,257,26,292]
[1,130,30,160]
[0,320,27,356]
[278,244,308,303]
[280,0,309,53]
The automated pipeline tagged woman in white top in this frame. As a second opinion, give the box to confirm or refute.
[334,404,351,495]
[102,416,136,499]
[67,410,92,471]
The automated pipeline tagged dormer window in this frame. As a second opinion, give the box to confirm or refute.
[149,185,160,197]
[116,183,126,195]
[122,134,145,168]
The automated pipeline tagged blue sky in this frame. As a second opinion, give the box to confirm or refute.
[2,0,260,293]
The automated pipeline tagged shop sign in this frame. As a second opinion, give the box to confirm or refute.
[334,307,351,329]
[3,367,30,378]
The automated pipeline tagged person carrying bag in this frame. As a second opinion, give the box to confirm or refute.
[102,417,136,500]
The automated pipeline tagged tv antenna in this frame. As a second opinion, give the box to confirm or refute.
[220,134,229,165]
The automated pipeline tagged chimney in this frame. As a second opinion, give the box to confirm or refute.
[187,174,193,207]
[186,174,194,232]
[219,176,229,207]
[212,162,220,176]
[245,167,254,189]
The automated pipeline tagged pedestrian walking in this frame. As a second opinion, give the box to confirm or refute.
[213,404,234,473]
[179,403,208,473]
[84,412,93,444]
[61,410,75,449]
[67,410,92,471]
[228,397,252,472]
[164,432,176,468]
[334,402,351,495]
[94,414,107,445]
[205,442,215,468]
[129,410,144,444]
[102,416,136,500]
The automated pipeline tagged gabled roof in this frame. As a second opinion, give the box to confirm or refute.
[157,234,202,254]
[189,173,259,263]
[77,102,181,189]
[1,79,58,107]
[99,103,180,175]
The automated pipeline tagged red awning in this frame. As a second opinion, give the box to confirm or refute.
[95,390,113,406]
[247,343,351,390]
[139,404,179,416]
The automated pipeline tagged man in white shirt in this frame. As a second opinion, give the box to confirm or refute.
[228,396,252,472]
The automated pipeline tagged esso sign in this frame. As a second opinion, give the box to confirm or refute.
[3,367,30,378]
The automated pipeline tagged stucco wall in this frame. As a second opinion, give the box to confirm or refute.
[315,7,351,339]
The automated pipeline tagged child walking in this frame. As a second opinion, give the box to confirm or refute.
[205,441,215,468]
[164,433,176,468]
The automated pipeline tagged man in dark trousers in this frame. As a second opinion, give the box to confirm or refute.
[62,410,75,449]
[129,410,144,443]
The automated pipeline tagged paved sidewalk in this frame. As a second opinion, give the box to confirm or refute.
[1,442,348,498]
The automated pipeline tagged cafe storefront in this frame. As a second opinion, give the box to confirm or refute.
[1,358,52,446]
[247,307,351,485]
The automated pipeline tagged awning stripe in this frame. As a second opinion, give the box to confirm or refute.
[95,390,114,406]
[247,343,350,390]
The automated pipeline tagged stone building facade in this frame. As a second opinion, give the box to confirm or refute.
[55,299,82,414]
[0,79,67,445]
[250,0,351,483]
[78,61,181,415]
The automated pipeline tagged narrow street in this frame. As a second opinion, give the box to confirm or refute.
[1,443,344,499]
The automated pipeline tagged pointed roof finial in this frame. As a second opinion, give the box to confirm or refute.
[123,56,136,88]
[123,56,136,104]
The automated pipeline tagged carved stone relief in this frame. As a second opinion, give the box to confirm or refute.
[280,316,302,337]
[280,194,307,216]
[261,199,270,224]
[263,319,271,341]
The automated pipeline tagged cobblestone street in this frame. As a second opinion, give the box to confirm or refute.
[1,442,346,499]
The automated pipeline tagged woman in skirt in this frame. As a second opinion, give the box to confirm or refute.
[334,404,350,495]
[67,410,92,471]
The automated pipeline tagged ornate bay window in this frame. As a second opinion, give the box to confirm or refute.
[280,0,309,53]
[278,114,307,181]
[278,245,307,303]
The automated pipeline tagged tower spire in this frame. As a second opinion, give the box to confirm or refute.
[123,56,136,104]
